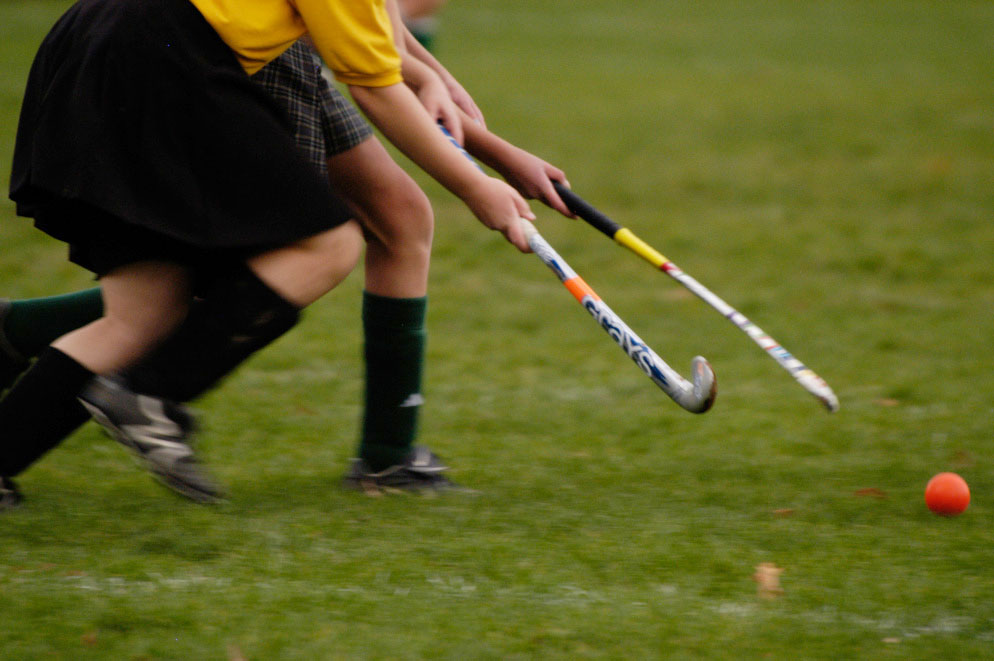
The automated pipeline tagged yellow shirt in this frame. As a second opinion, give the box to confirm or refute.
[188,0,402,86]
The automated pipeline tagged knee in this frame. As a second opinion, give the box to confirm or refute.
[299,220,364,284]
[103,299,189,352]
[247,221,363,308]
[364,176,434,256]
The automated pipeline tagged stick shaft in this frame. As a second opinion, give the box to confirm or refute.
[437,125,716,412]
[520,219,714,413]
[554,183,838,412]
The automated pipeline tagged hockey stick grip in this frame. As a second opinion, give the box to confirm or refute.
[553,181,621,238]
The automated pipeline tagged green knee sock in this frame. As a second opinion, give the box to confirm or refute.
[2,288,104,358]
[359,292,427,471]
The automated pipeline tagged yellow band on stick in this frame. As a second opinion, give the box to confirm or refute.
[614,228,669,269]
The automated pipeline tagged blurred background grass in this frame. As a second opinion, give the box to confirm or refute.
[1,1,993,658]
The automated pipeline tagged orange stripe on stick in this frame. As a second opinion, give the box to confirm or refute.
[564,276,599,302]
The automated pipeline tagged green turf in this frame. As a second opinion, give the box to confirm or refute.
[2,0,993,658]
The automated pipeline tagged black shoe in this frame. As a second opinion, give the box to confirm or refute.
[79,377,225,503]
[1,476,23,511]
[343,446,463,494]
[0,300,30,395]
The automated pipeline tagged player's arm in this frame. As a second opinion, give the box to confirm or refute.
[299,0,534,251]
[461,115,574,218]
[350,82,533,250]
[401,21,486,127]
[387,0,465,144]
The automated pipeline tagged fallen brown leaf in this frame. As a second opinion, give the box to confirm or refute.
[951,450,975,469]
[854,488,888,499]
[753,563,784,599]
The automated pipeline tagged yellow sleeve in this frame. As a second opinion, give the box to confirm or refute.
[293,0,403,87]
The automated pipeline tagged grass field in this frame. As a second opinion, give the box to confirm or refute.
[2,1,993,658]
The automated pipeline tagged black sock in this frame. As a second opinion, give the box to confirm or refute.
[123,266,301,402]
[0,347,93,476]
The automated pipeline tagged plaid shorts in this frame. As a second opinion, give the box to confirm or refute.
[252,41,374,178]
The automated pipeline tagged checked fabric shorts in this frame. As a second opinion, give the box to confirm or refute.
[252,41,374,178]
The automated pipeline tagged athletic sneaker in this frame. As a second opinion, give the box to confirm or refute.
[1,476,23,511]
[79,376,224,503]
[343,446,461,494]
[0,299,30,394]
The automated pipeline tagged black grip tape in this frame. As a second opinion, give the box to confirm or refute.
[553,181,622,238]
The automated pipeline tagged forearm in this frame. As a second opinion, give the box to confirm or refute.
[459,109,573,217]
[386,0,408,53]
[461,114,518,175]
[349,83,486,198]
[389,0,445,88]
[399,50,440,92]
[404,27,444,76]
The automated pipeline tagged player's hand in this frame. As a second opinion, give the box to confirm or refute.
[491,146,574,218]
[463,177,536,253]
[410,68,464,146]
[439,71,486,128]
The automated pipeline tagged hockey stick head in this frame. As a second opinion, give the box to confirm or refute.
[520,218,716,415]
[796,370,840,413]
[680,356,717,414]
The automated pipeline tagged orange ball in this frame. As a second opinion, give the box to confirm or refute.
[925,472,970,516]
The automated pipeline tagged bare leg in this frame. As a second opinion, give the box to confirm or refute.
[0,261,191,480]
[326,137,434,298]
[247,220,364,308]
[51,261,191,374]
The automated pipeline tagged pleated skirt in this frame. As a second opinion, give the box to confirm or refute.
[9,0,352,274]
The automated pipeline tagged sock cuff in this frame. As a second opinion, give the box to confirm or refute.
[0,299,27,364]
[121,266,302,402]
[37,346,93,381]
[215,264,302,313]
[362,292,427,331]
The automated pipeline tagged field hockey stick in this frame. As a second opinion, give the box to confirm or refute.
[439,125,716,413]
[551,182,839,413]
[518,218,716,413]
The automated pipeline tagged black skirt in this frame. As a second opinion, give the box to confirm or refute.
[9,0,352,274]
